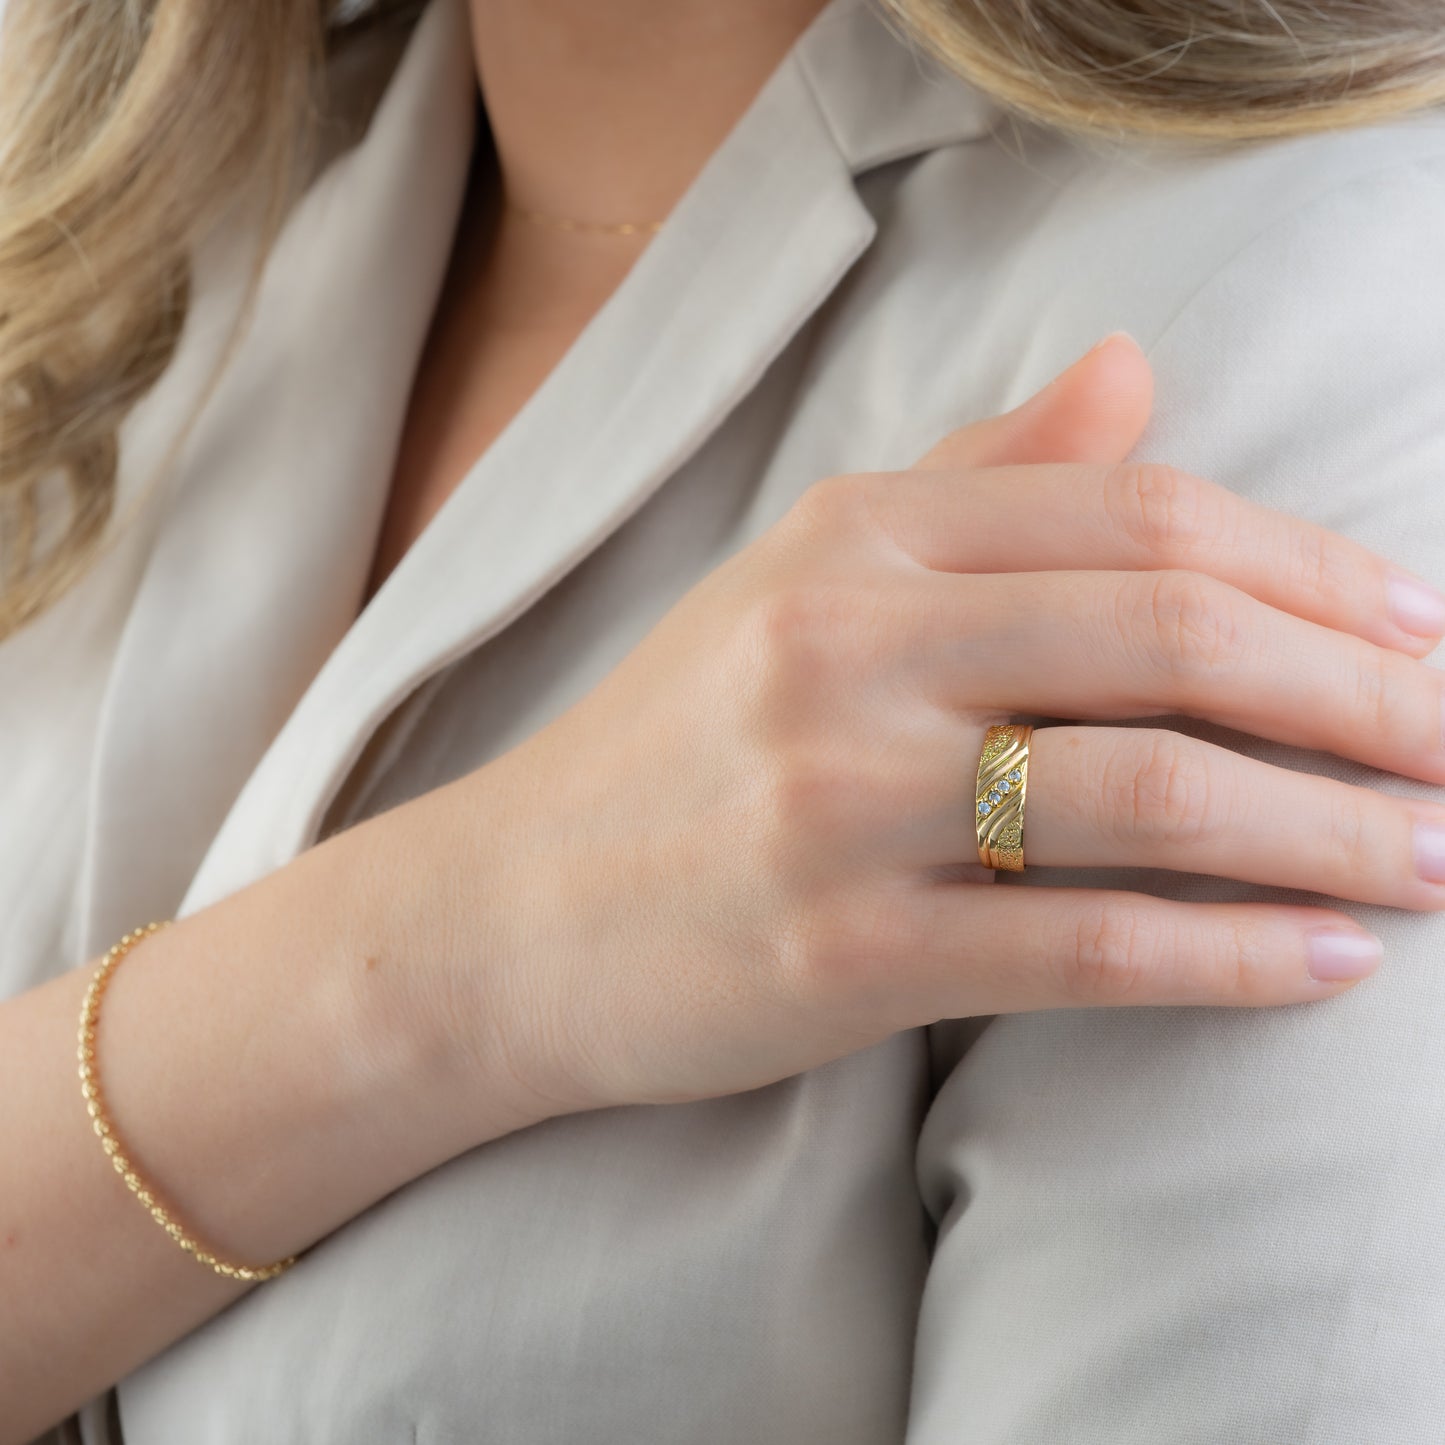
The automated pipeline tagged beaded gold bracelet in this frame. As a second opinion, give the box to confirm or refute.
[78,920,299,1283]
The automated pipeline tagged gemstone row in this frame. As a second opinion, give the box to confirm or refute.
[977,767,1024,817]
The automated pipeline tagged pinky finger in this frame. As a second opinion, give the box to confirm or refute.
[896,883,1384,1019]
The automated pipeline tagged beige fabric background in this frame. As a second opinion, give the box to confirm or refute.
[11,0,1445,1438]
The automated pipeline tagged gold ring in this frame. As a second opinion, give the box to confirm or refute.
[975,723,1031,871]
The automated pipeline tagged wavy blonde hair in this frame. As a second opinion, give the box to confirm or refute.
[2,0,1444,640]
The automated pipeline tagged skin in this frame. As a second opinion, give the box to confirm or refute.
[6,4,1445,1439]
[366,0,832,595]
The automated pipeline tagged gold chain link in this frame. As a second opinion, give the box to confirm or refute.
[78,920,300,1283]
[505,201,664,236]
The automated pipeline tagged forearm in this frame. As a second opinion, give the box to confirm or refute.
[0,794,534,1444]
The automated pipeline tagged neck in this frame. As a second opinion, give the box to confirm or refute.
[466,0,833,230]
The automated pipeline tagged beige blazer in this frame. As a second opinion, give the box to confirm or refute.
[13,0,1445,1439]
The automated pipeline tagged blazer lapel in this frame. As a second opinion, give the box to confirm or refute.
[170,0,1006,915]
[76,0,477,955]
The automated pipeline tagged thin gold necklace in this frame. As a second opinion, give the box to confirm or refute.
[504,199,664,236]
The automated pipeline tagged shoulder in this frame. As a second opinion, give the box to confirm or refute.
[1056,116,1445,624]
[873,103,1445,346]
[1019,108,1445,292]
[825,108,1445,614]
[856,108,1445,465]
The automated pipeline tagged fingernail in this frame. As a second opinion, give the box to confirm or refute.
[1386,571,1445,638]
[1304,927,1383,982]
[1414,820,1445,882]
[1085,329,1137,358]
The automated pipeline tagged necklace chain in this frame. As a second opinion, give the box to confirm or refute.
[504,200,664,236]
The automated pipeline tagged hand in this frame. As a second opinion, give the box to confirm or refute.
[430,332,1445,1123]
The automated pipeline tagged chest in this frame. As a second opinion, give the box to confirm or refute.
[362,315,586,607]
[361,200,651,607]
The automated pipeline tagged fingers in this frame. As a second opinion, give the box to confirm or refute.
[912,331,1154,470]
[847,459,1445,658]
[1013,725,1445,910]
[887,882,1382,1018]
[910,567,1445,786]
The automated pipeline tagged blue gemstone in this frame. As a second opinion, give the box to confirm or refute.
[1007,768,1022,783]
[978,800,991,816]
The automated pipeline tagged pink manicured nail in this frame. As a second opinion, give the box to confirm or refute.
[1414,821,1445,883]
[1386,572,1445,638]
[1304,927,1383,982]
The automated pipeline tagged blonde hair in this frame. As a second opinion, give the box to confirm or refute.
[878,0,1445,140]
[2,0,1443,639]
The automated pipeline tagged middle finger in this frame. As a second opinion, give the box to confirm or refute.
[912,566,1445,785]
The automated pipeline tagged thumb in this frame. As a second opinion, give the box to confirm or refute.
[915,331,1154,470]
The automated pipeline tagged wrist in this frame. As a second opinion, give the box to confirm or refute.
[318,773,570,1147]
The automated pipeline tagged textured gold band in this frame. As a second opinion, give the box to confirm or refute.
[78,920,299,1283]
[975,724,1031,871]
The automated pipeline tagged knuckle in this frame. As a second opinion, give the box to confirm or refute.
[1128,569,1245,683]
[754,584,825,656]
[1323,788,1374,883]
[748,742,891,908]
[771,884,907,1011]
[1063,899,1161,1004]
[768,902,834,1004]
[788,472,877,540]
[1106,462,1220,563]
[1220,915,1278,1002]
[1286,521,1353,603]
[1104,730,1217,847]
[762,751,858,857]
[750,584,847,680]
[749,578,889,705]
[1348,647,1407,739]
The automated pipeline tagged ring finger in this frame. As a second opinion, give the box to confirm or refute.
[923,723,1445,911]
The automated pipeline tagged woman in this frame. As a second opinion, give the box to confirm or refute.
[5,0,1445,1439]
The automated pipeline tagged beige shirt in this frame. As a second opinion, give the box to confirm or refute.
[14,0,1445,1439]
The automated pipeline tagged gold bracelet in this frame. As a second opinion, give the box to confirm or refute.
[78,920,299,1283]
